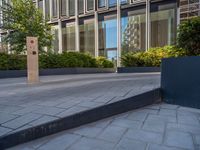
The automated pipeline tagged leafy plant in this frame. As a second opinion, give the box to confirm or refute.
[96,57,114,68]
[177,16,200,56]
[0,0,53,53]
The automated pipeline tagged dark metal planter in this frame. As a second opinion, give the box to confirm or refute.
[161,56,200,109]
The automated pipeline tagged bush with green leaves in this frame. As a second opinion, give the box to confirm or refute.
[121,46,186,67]
[177,16,200,56]
[96,57,114,68]
[0,52,114,70]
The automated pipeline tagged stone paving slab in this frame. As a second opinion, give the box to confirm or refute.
[7,103,200,150]
[0,73,160,137]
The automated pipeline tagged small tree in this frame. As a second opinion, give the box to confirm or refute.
[177,17,200,56]
[0,0,53,53]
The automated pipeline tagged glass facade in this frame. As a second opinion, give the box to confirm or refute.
[99,15,117,60]
[79,19,95,56]
[1,0,180,65]
[62,23,76,51]
[150,2,177,47]
[121,7,146,53]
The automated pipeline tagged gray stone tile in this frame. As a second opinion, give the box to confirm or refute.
[0,126,12,136]
[146,114,177,123]
[0,113,19,124]
[69,126,102,138]
[164,130,194,150]
[126,111,148,122]
[33,106,65,116]
[88,118,113,129]
[115,138,147,150]
[178,115,200,126]
[56,100,81,109]
[37,133,81,150]
[93,95,114,103]
[178,106,200,114]
[167,123,200,134]
[29,115,58,126]
[8,147,35,150]
[37,100,64,107]
[124,129,163,144]
[194,135,200,145]
[68,137,115,150]
[97,125,127,143]
[147,144,184,150]
[12,105,44,115]
[2,113,42,129]
[11,124,33,133]
[56,106,88,118]
[111,118,142,129]
[161,104,179,110]
[159,109,177,117]
[142,120,165,133]
[0,104,24,113]
[77,101,105,108]
[135,108,159,115]
[145,104,161,110]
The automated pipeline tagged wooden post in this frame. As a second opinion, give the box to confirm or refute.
[26,37,39,84]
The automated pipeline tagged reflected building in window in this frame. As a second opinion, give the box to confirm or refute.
[0,0,187,66]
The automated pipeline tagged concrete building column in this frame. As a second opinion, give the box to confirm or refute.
[94,12,99,58]
[146,0,150,51]
[117,0,121,67]
[75,0,80,52]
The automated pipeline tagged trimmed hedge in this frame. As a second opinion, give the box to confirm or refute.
[0,52,114,70]
[121,46,186,67]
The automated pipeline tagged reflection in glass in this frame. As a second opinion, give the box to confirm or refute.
[109,0,117,7]
[52,0,58,18]
[121,8,146,53]
[98,0,106,8]
[78,0,84,14]
[62,24,76,51]
[87,0,94,11]
[45,0,50,20]
[79,19,95,56]
[99,15,117,60]
[69,0,75,16]
[51,26,59,53]
[61,0,67,16]
[150,3,177,47]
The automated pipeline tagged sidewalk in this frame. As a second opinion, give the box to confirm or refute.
[0,73,160,137]
[8,103,200,150]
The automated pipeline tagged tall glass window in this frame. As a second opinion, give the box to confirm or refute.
[62,23,76,51]
[121,7,146,53]
[38,0,43,13]
[109,0,117,7]
[98,0,106,8]
[51,26,59,53]
[69,0,75,16]
[99,15,117,60]
[87,0,94,11]
[61,0,67,16]
[79,19,95,56]
[45,0,50,20]
[150,2,177,47]
[79,0,84,14]
[52,0,58,18]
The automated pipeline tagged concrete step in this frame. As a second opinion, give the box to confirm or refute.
[0,88,161,149]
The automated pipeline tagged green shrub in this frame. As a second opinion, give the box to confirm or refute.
[121,46,186,67]
[96,57,114,68]
[0,52,114,70]
[177,16,200,56]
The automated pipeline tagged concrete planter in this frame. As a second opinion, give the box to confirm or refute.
[161,56,200,109]
[117,67,160,73]
[0,68,115,79]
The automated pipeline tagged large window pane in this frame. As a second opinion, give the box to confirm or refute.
[87,0,94,11]
[121,7,146,53]
[79,19,95,56]
[79,0,84,14]
[69,0,75,16]
[62,23,76,51]
[109,0,117,7]
[99,15,117,60]
[150,2,177,47]
[45,0,50,20]
[51,26,59,53]
[52,0,58,18]
[98,0,106,8]
[38,0,43,12]
[61,0,67,16]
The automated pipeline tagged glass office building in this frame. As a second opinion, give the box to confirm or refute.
[0,0,184,66]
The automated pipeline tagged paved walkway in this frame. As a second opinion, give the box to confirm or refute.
[8,103,200,150]
[0,73,160,137]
